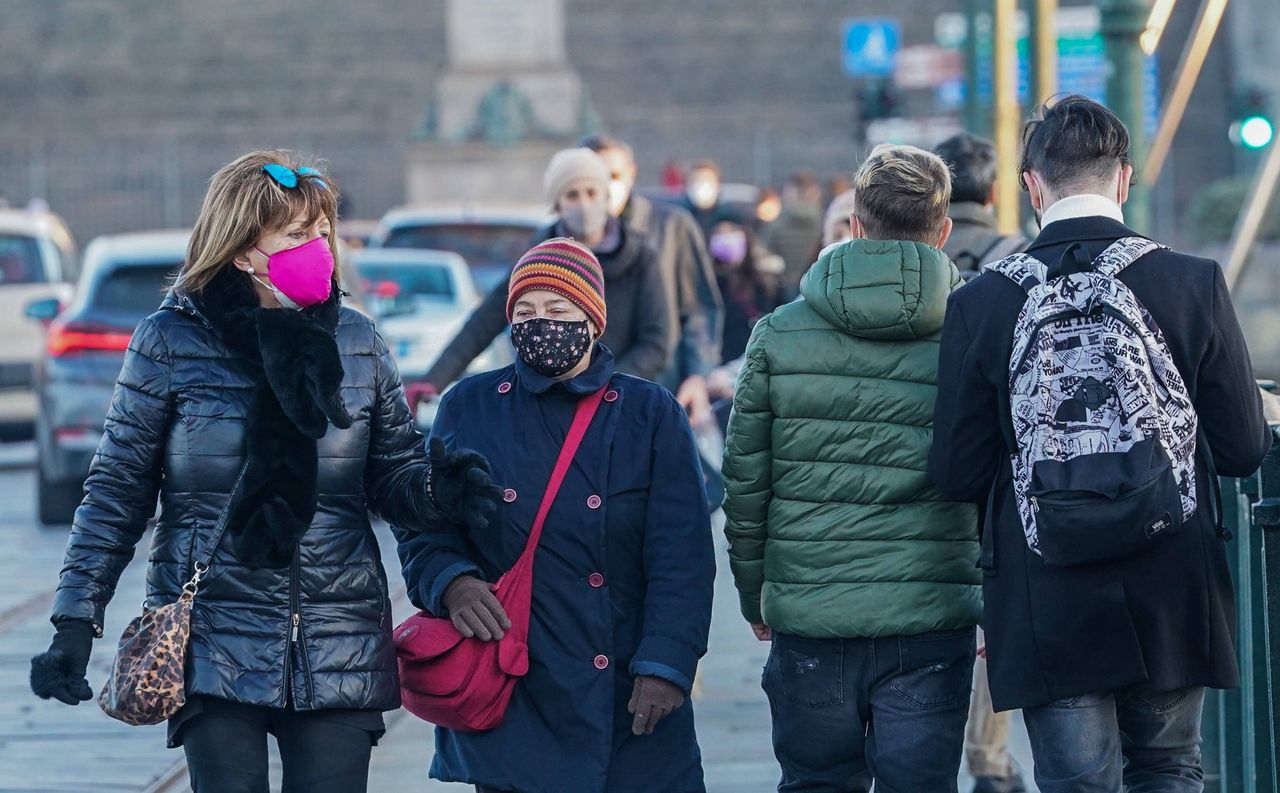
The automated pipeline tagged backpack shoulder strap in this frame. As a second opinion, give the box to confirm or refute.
[1092,236,1168,278]
[983,252,1049,294]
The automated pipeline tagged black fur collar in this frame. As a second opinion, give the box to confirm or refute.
[190,267,353,568]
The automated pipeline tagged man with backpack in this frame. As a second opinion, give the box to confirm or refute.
[929,95,1272,792]
[934,133,1027,280]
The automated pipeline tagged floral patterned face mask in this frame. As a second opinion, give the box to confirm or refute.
[510,317,593,378]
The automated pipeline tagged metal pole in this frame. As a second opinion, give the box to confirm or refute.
[1100,0,1153,232]
[994,0,1021,234]
[1030,0,1059,107]
[965,0,985,134]
[1144,0,1230,186]
[1224,136,1280,291]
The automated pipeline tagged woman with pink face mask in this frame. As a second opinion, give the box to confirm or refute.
[29,151,500,792]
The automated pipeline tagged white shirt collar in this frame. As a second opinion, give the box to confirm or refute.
[1039,193,1125,229]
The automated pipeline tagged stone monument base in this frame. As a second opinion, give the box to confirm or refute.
[404,141,562,206]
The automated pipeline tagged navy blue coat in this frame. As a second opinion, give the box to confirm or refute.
[398,345,715,793]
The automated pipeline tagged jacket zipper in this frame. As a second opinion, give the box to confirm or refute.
[284,547,313,708]
[376,572,388,629]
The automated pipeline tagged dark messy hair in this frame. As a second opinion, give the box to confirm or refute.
[579,132,633,158]
[934,132,997,205]
[1019,95,1132,194]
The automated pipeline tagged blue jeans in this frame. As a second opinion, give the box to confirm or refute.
[763,628,976,793]
[1022,685,1206,793]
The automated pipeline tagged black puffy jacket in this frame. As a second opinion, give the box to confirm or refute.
[52,287,433,712]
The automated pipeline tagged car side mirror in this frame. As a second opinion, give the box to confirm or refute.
[24,297,61,325]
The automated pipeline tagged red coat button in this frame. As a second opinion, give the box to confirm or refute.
[604,390,619,403]
[588,573,605,588]
[503,489,518,503]
[593,654,609,670]
[587,495,602,510]
[498,382,512,394]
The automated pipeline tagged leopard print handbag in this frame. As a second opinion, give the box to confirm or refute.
[98,463,248,726]
[96,566,204,725]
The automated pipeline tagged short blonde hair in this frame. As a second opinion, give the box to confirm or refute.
[852,144,951,243]
[174,150,341,295]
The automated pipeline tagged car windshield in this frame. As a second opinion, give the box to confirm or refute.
[381,223,535,293]
[90,262,181,316]
[357,262,456,318]
[0,234,48,284]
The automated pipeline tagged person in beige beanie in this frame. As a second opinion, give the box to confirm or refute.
[411,147,674,395]
[542,147,611,243]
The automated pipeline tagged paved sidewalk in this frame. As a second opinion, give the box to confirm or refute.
[363,527,1039,792]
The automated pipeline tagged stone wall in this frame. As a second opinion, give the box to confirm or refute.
[0,0,1242,244]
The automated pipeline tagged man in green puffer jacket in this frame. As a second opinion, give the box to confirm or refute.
[723,144,980,793]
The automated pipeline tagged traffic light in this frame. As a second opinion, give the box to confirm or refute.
[1230,88,1274,150]
[857,78,902,122]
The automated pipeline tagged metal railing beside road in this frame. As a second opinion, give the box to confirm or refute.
[1204,423,1280,792]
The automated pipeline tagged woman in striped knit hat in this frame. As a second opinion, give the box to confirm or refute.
[398,237,716,793]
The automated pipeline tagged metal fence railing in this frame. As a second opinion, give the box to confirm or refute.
[1203,424,1280,792]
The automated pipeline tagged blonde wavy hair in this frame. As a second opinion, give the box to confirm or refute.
[174,150,341,295]
[852,143,951,243]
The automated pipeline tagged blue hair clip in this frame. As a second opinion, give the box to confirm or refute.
[262,163,325,189]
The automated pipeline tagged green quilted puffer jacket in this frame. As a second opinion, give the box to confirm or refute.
[721,239,981,638]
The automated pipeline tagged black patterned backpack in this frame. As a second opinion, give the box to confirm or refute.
[984,237,1200,566]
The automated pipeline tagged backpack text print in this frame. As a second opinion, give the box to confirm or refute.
[984,237,1199,567]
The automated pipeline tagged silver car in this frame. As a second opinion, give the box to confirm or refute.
[0,209,78,436]
[30,230,187,525]
[350,249,510,426]
[368,205,551,295]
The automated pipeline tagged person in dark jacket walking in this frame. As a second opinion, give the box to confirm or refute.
[29,151,500,793]
[724,144,979,793]
[413,148,672,399]
[929,96,1273,793]
[934,133,1027,279]
[934,130,1029,793]
[399,238,716,793]
[582,133,724,427]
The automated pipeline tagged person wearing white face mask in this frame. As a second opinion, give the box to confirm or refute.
[582,133,724,428]
[680,159,747,241]
[414,147,673,400]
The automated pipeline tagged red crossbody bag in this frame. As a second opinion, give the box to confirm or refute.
[394,385,607,732]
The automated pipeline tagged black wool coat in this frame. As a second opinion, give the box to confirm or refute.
[52,271,441,713]
[929,216,1272,711]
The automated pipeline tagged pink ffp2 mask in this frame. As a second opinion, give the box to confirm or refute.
[254,237,335,309]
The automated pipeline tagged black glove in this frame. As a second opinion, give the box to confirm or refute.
[31,619,95,705]
[441,574,511,641]
[428,436,502,531]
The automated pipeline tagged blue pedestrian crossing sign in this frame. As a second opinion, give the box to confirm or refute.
[843,18,900,78]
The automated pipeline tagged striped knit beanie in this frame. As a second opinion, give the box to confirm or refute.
[506,238,607,334]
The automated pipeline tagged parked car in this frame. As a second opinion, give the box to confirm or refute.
[30,230,186,525]
[348,248,508,427]
[0,209,78,437]
[368,205,551,295]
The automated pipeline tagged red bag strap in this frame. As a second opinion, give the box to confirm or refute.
[520,385,608,558]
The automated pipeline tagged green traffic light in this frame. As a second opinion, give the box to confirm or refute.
[1241,115,1275,150]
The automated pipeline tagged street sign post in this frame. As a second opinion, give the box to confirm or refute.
[843,18,901,78]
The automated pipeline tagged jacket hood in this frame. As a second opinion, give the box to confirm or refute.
[799,238,957,340]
